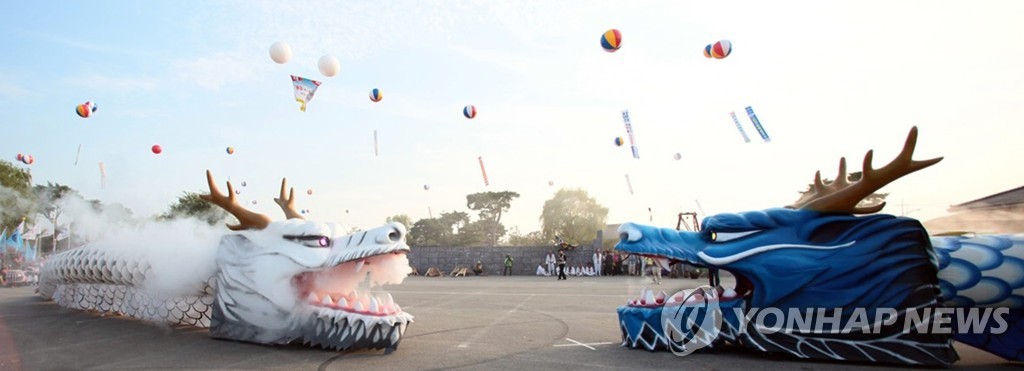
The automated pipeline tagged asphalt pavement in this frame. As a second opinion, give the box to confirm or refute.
[0,275,1018,370]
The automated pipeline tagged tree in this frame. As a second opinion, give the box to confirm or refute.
[161,191,230,226]
[34,183,79,254]
[796,171,889,208]
[0,160,34,229]
[408,211,469,246]
[540,188,608,245]
[466,191,519,246]
[506,227,546,246]
[457,219,506,246]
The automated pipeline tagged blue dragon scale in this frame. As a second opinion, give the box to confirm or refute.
[614,127,1024,366]
[38,171,414,353]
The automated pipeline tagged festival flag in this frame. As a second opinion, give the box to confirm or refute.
[373,129,379,157]
[625,173,635,195]
[99,162,107,189]
[745,106,771,142]
[622,110,640,159]
[478,156,490,186]
[730,111,751,143]
[291,75,322,112]
[75,144,82,166]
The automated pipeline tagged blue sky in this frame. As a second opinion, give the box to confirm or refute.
[2,1,1023,236]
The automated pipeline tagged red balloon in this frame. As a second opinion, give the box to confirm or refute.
[151,145,163,154]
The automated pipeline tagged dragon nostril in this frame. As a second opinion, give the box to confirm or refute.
[620,232,629,242]
[388,230,400,242]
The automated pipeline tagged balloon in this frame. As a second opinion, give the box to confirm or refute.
[703,44,713,58]
[600,29,622,52]
[548,180,554,186]
[76,102,92,118]
[16,153,23,161]
[241,181,247,187]
[369,88,382,102]
[711,40,732,59]
[226,146,235,155]
[463,105,476,119]
[269,41,292,64]
[251,200,257,205]
[673,153,682,160]
[22,155,34,165]
[234,189,241,195]
[151,145,162,154]
[306,188,313,195]
[423,184,430,191]
[614,137,624,147]
[318,55,340,77]
[300,210,305,215]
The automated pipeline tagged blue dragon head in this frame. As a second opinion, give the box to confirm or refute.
[614,127,963,366]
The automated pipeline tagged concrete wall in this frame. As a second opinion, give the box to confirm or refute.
[408,231,604,276]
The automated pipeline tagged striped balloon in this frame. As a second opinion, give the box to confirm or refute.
[711,40,732,59]
[463,105,476,119]
[600,29,622,52]
[76,104,91,118]
[614,137,624,147]
[369,88,382,102]
[703,44,713,58]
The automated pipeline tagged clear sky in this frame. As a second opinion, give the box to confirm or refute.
[2,1,1023,237]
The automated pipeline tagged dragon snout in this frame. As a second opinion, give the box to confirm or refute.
[376,222,407,244]
[618,223,643,243]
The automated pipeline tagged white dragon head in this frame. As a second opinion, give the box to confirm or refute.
[201,171,412,352]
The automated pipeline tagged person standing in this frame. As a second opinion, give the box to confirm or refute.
[546,252,555,276]
[503,254,514,276]
[646,256,662,284]
[556,250,567,280]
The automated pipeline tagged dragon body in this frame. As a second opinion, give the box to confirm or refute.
[613,127,1024,365]
[38,172,414,353]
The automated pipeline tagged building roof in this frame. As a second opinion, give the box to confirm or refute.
[948,185,1024,212]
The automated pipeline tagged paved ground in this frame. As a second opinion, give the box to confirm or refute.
[0,276,1019,370]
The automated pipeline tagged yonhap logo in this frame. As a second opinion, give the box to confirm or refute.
[660,285,722,356]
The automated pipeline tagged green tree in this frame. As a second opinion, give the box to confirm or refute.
[507,227,546,246]
[161,191,231,226]
[540,188,608,245]
[0,160,34,229]
[796,171,889,208]
[457,219,506,246]
[408,211,469,246]
[34,183,79,254]
[466,191,519,246]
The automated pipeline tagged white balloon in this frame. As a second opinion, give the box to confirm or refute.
[673,153,682,160]
[269,42,292,64]
[318,55,340,77]
[423,185,430,191]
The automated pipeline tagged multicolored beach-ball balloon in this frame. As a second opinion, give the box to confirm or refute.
[614,137,624,147]
[226,146,235,155]
[703,44,713,58]
[463,105,476,119]
[151,144,162,154]
[22,155,34,165]
[600,29,622,53]
[76,101,97,118]
[369,88,382,102]
[711,40,732,59]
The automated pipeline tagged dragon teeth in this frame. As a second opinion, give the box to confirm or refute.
[722,288,737,298]
[307,293,319,303]
[643,289,655,305]
[370,297,379,313]
[354,301,364,312]
[322,295,333,306]
[338,297,349,308]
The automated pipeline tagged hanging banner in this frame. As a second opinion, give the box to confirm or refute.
[478,156,490,186]
[625,173,635,195]
[373,129,379,157]
[75,144,82,165]
[622,110,640,159]
[745,106,770,142]
[730,111,751,143]
[291,75,322,112]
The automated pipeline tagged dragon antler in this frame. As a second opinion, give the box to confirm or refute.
[789,126,943,214]
[274,177,304,220]
[200,170,272,230]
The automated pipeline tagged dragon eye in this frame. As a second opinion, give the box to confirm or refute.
[709,231,718,241]
[283,235,332,248]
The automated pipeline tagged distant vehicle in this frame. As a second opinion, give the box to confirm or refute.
[3,269,30,287]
